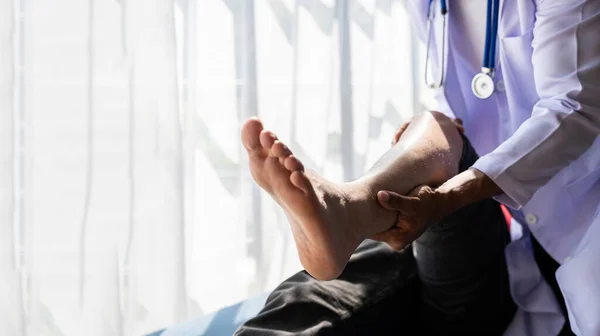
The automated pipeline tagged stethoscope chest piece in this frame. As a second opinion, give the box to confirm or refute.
[471,72,495,99]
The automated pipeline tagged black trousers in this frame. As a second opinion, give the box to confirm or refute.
[236,137,566,335]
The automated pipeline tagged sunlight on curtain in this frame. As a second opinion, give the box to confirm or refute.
[0,0,24,334]
[0,0,421,334]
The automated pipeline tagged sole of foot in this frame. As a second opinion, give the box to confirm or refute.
[241,117,363,280]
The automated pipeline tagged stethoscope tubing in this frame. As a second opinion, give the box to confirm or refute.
[425,0,500,92]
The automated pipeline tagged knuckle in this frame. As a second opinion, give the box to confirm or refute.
[390,243,403,251]
[391,239,406,250]
[386,237,403,250]
[381,230,404,249]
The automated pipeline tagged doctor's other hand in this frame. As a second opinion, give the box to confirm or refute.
[370,185,452,251]
[371,168,503,250]
[391,115,464,146]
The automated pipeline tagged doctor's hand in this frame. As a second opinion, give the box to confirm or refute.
[371,168,502,251]
[370,185,451,250]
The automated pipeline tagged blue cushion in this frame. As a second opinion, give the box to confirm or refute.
[147,293,269,336]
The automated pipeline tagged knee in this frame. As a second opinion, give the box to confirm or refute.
[417,111,462,145]
[426,110,455,128]
[427,110,450,120]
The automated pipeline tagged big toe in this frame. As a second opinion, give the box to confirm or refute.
[241,117,265,153]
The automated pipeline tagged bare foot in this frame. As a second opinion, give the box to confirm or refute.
[241,112,462,280]
[241,118,382,280]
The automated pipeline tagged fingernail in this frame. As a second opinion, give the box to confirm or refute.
[379,191,390,202]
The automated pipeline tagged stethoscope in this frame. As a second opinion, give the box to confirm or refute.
[424,0,500,99]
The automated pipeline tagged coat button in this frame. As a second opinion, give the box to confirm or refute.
[525,213,538,225]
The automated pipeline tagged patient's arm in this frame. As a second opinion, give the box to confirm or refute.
[241,111,463,280]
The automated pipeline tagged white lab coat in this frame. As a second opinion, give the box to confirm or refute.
[404,0,600,335]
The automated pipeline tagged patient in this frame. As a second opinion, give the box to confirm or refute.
[238,111,515,334]
[241,111,461,280]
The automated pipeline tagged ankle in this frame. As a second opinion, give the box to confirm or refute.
[341,180,397,238]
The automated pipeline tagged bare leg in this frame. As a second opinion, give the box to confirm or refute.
[241,111,463,280]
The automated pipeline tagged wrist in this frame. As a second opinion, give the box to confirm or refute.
[435,168,499,212]
[434,185,466,217]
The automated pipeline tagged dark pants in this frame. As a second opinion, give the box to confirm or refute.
[235,137,564,335]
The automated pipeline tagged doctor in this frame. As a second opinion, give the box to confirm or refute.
[376,0,600,335]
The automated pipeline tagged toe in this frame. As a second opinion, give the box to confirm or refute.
[290,171,312,194]
[272,140,292,159]
[241,117,264,153]
[284,155,304,172]
[259,130,277,152]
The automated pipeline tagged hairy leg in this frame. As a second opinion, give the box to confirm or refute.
[241,111,462,280]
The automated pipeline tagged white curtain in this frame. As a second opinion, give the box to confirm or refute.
[0,0,423,334]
